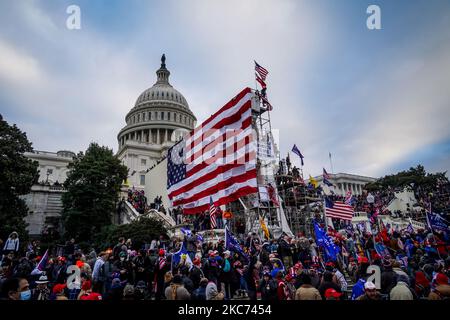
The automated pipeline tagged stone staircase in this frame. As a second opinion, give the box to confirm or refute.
[46,193,63,217]
[343,270,355,299]
[120,200,176,228]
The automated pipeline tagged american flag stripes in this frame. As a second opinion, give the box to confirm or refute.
[254,61,269,80]
[167,87,258,215]
[325,197,354,221]
[255,73,267,89]
[209,196,217,229]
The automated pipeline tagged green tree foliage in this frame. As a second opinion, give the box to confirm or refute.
[61,142,128,242]
[365,165,448,192]
[94,217,167,250]
[0,115,38,241]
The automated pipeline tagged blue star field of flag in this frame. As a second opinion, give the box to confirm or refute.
[167,140,186,189]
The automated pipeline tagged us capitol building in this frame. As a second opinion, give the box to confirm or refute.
[23,55,197,236]
[22,55,377,237]
[116,54,196,188]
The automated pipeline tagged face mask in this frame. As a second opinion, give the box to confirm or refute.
[120,258,125,262]
[20,290,31,300]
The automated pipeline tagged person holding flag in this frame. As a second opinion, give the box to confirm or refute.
[225,227,249,262]
[314,222,340,261]
[172,241,193,271]
[31,249,49,276]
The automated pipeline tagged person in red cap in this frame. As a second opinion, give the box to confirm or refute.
[79,292,102,300]
[188,257,203,289]
[324,288,343,300]
[52,283,68,300]
[154,248,169,300]
[319,271,343,300]
[77,280,92,300]
[428,273,450,300]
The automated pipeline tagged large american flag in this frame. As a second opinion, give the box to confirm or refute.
[325,197,354,221]
[167,87,258,215]
[209,196,217,229]
[254,61,269,80]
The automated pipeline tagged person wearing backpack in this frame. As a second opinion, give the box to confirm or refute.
[219,250,232,299]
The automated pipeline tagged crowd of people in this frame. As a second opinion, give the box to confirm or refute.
[127,189,148,214]
[1,217,449,301]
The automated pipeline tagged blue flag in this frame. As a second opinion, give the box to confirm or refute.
[406,223,414,234]
[374,242,390,258]
[225,227,249,261]
[323,168,334,187]
[181,227,192,236]
[314,222,340,261]
[172,242,193,270]
[291,144,304,166]
[426,211,449,232]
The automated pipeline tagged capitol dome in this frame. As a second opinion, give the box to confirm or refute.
[117,54,197,155]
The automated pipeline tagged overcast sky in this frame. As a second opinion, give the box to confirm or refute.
[1,0,449,178]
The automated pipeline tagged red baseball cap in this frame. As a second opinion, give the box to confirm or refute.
[80,292,102,300]
[325,288,343,299]
[52,283,67,294]
[358,256,369,264]
[436,273,449,286]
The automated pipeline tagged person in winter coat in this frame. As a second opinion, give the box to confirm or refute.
[220,250,233,299]
[380,259,397,295]
[390,274,414,300]
[186,232,198,260]
[294,272,321,300]
[3,232,20,255]
[32,275,50,300]
[189,258,204,289]
[356,281,381,300]
[414,269,431,297]
[203,252,221,285]
[319,271,343,300]
[206,280,224,300]
[179,266,195,293]
[192,278,208,300]
[104,278,123,301]
[92,252,108,292]
[165,275,191,300]
[132,250,147,283]
[428,273,450,300]
[259,271,278,301]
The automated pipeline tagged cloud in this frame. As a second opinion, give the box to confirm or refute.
[0,0,448,179]
[0,39,44,83]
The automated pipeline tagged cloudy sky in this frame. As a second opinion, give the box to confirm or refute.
[1,0,449,178]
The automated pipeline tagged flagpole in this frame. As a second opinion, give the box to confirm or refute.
[329,152,334,174]
[322,194,329,230]
[427,203,443,260]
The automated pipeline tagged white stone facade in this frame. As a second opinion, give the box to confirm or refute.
[25,150,74,185]
[23,150,74,236]
[314,172,377,196]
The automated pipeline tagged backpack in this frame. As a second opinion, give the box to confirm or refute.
[223,259,231,273]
